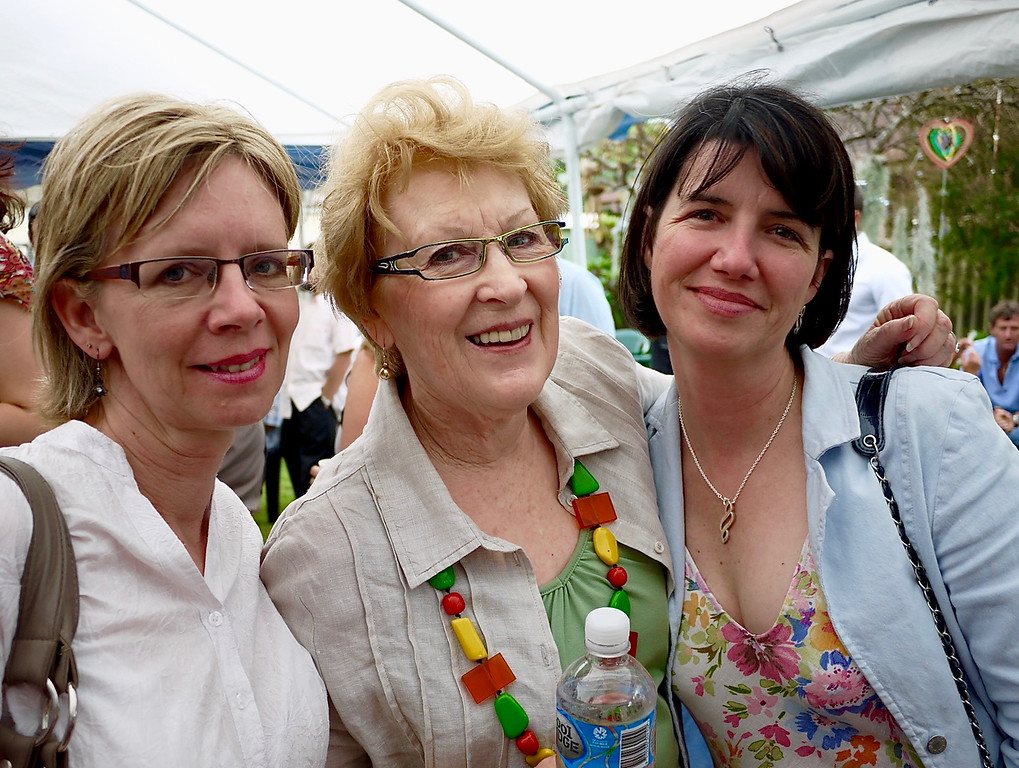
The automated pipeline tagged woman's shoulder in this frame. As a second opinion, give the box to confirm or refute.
[554,317,640,388]
[884,366,995,442]
[263,455,370,565]
[885,364,984,406]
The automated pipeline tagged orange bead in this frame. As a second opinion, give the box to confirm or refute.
[572,492,618,529]
[461,653,516,704]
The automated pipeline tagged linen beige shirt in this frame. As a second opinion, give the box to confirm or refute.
[261,318,673,768]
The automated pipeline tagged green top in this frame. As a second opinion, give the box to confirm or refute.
[541,527,678,767]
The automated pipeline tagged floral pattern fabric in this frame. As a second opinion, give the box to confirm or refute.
[0,233,33,307]
[674,540,923,767]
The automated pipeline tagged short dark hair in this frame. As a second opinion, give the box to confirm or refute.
[619,80,856,349]
[989,300,1019,326]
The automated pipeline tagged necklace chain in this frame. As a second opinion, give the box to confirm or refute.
[677,376,797,544]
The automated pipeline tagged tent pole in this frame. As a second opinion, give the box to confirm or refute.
[396,0,588,268]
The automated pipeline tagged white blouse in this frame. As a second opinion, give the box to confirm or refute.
[0,421,327,767]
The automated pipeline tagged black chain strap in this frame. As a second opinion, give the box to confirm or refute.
[854,370,993,768]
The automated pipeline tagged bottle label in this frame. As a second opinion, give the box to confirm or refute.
[555,707,655,768]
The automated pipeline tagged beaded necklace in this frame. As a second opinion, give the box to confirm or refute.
[428,459,633,766]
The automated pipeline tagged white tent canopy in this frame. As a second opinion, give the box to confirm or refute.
[528,0,1019,152]
[4,0,1017,260]
[3,0,798,151]
[9,0,1017,154]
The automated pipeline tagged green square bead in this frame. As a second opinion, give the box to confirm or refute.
[570,460,600,497]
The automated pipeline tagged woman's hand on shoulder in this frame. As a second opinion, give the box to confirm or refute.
[843,294,955,368]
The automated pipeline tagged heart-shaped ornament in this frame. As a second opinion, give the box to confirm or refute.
[919,119,974,169]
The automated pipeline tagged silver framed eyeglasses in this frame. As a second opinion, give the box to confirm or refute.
[371,221,568,280]
[81,249,313,300]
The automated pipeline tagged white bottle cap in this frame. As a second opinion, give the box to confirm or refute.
[584,607,630,656]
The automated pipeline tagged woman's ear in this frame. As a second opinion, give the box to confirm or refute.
[51,278,112,358]
[807,250,834,302]
[642,205,655,270]
[360,309,394,351]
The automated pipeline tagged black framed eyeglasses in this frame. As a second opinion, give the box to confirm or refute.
[80,249,313,300]
[371,221,567,280]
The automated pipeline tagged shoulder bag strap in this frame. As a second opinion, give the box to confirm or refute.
[0,457,78,768]
[851,369,993,768]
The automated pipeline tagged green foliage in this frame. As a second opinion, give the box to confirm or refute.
[575,79,1019,336]
[832,78,1019,332]
[256,462,295,541]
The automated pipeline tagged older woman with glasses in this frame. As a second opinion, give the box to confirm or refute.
[260,78,954,768]
[0,94,326,766]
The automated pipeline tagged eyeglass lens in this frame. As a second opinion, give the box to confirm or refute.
[136,251,307,299]
[406,223,563,279]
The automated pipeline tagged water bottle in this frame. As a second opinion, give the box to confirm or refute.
[555,607,656,768]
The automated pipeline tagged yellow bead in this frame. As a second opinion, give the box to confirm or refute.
[593,526,619,566]
[525,747,557,766]
[451,617,488,661]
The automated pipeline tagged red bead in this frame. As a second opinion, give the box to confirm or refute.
[607,566,628,588]
[442,592,466,615]
[516,730,540,755]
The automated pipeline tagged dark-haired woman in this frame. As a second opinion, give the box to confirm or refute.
[621,82,1018,767]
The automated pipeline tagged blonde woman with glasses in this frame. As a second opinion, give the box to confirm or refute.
[0,94,326,767]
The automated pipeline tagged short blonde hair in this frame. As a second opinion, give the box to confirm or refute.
[32,93,302,423]
[315,77,566,377]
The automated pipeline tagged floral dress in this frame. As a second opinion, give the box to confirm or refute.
[0,233,33,306]
[674,539,923,767]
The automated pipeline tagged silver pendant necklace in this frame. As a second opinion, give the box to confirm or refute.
[677,376,797,543]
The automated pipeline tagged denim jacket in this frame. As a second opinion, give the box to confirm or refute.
[646,347,1019,768]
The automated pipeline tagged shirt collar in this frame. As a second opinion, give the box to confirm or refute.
[800,346,867,459]
[362,375,618,589]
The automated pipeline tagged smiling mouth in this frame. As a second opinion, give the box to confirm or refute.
[206,356,261,373]
[470,323,531,346]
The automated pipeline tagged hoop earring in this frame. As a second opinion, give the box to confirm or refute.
[93,357,108,398]
[378,349,393,381]
[792,306,806,335]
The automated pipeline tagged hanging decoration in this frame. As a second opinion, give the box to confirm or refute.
[919,118,974,169]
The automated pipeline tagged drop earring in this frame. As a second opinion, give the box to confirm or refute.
[792,306,806,335]
[93,356,107,398]
[378,348,393,381]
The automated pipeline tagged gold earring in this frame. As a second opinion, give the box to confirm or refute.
[378,348,393,381]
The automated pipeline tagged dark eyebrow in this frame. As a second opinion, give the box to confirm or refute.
[686,191,810,226]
